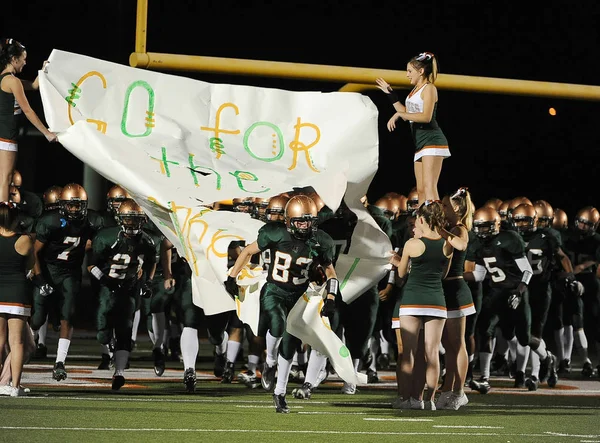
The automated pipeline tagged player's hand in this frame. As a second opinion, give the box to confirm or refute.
[164,277,176,294]
[101,275,122,292]
[379,284,393,301]
[320,297,336,318]
[32,274,54,296]
[224,276,238,299]
[141,279,154,299]
[507,292,522,310]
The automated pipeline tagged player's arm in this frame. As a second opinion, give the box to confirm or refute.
[464,262,487,282]
[160,238,175,290]
[229,241,261,278]
[32,239,45,277]
[556,247,574,276]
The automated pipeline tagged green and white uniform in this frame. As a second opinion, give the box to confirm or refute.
[32,210,104,329]
[399,236,449,318]
[442,226,476,318]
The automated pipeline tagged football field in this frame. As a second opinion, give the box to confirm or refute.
[1,334,599,443]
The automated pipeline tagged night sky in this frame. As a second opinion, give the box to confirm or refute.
[3,0,599,217]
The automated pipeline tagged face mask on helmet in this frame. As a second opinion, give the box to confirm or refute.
[513,215,536,234]
[118,213,146,235]
[60,200,88,221]
[473,220,499,239]
[575,217,596,235]
[285,196,318,240]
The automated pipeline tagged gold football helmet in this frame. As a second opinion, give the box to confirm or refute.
[511,203,537,234]
[232,197,254,213]
[107,185,130,214]
[11,169,22,188]
[533,200,554,229]
[285,195,318,239]
[8,185,20,204]
[483,197,503,211]
[472,207,501,239]
[575,206,599,235]
[373,196,397,221]
[252,196,270,221]
[553,208,568,230]
[43,185,63,211]
[60,183,88,220]
[117,198,147,235]
[265,194,289,223]
[407,187,419,212]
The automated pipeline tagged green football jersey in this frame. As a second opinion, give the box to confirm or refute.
[35,209,104,269]
[257,223,335,293]
[90,226,157,282]
[474,230,527,289]
[521,228,561,283]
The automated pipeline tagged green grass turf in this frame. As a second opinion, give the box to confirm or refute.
[1,335,599,443]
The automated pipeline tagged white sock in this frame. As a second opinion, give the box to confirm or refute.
[273,354,292,396]
[480,352,493,379]
[291,351,299,366]
[369,337,378,370]
[152,312,167,350]
[266,331,282,367]
[38,317,48,345]
[56,338,70,363]
[247,354,260,373]
[353,358,360,372]
[148,329,156,346]
[516,343,530,373]
[131,309,141,343]
[530,351,540,379]
[100,343,112,356]
[554,328,565,361]
[226,340,242,363]
[564,326,574,360]
[181,327,199,369]
[534,339,548,360]
[305,350,327,385]
[574,329,590,362]
[215,331,228,356]
[379,330,390,355]
[114,350,129,374]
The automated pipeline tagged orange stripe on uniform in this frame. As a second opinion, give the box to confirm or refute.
[401,304,447,311]
[0,137,17,144]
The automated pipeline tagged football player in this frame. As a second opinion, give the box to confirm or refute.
[512,203,568,390]
[42,185,63,212]
[11,169,43,219]
[87,198,156,390]
[31,183,104,381]
[464,207,549,393]
[226,194,337,413]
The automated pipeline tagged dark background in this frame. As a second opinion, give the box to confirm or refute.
[3,0,599,217]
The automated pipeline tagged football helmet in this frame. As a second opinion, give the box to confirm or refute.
[483,197,503,210]
[252,196,270,221]
[285,195,318,239]
[574,206,599,235]
[498,200,510,221]
[407,188,419,212]
[533,200,554,229]
[8,185,20,205]
[107,185,130,214]
[117,198,147,236]
[60,183,88,220]
[232,197,254,213]
[43,185,63,211]
[553,208,568,231]
[508,196,533,218]
[265,194,289,222]
[373,196,397,221]
[305,191,325,212]
[472,207,501,239]
[11,169,22,188]
[512,203,537,234]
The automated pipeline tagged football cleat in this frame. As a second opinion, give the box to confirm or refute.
[526,376,539,391]
[52,361,67,381]
[557,358,571,375]
[292,382,313,399]
[377,353,390,371]
[183,368,196,393]
[341,382,356,394]
[514,371,526,388]
[273,393,290,413]
[261,362,277,392]
[469,377,491,394]
[238,370,260,389]
[221,361,235,384]
[539,353,552,383]
[547,353,558,388]
[582,361,594,378]
[34,343,47,359]
[153,348,165,377]
[214,353,226,378]
[288,364,305,383]
[112,375,125,391]
[97,353,113,370]
[367,369,379,383]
